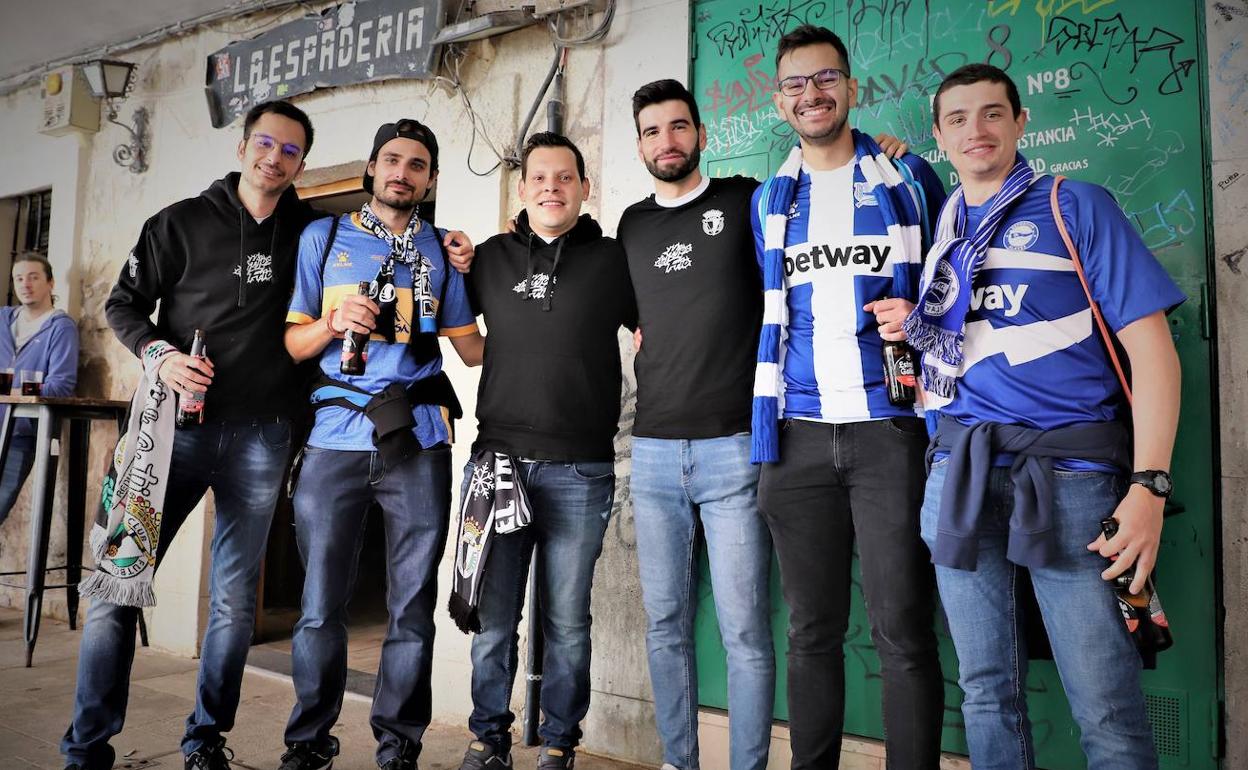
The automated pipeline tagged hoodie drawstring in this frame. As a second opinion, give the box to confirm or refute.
[523,233,537,302]
[236,209,281,308]
[543,237,565,312]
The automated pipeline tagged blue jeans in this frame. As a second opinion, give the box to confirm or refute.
[464,458,614,753]
[62,418,291,769]
[0,435,35,526]
[632,435,774,770]
[284,445,451,766]
[921,460,1157,769]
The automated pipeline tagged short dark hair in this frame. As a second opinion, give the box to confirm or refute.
[243,100,315,157]
[632,79,702,136]
[521,132,586,180]
[932,64,1022,123]
[12,252,52,281]
[775,25,851,76]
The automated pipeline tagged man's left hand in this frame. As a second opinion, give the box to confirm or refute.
[863,297,915,341]
[1087,484,1166,595]
[445,230,474,273]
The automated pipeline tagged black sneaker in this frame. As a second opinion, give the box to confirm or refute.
[186,738,235,770]
[537,747,574,770]
[459,740,513,770]
[278,740,338,770]
[378,755,417,770]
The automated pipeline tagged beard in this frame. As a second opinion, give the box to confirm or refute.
[793,98,849,144]
[644,144,701,183]
[374,184,419,212]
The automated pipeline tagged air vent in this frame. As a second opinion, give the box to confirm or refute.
[1144,688,1187,763]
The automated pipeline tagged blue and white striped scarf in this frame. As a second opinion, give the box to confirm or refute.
[902,156,1037,408]
[751,130,926,463]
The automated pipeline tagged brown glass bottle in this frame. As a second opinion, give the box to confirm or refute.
[175,330,207,428]
[340,281,371,375]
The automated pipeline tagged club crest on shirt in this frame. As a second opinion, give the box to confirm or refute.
[654,243,694,273]
[787,200,801,220]
[1005,220,1040,251]
[923,259,960,317]
[702,208,725,236]
[853,182,878,207]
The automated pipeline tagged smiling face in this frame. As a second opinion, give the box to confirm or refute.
[933,80,1028,195]
[637,99,705,183]
[237,112,307,197]
[519,146,591,239]
[368,137,436,213]
[772,42,857,147]
[12,260,53,311]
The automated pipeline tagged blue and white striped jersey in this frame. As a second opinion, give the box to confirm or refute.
[751,154,945,423]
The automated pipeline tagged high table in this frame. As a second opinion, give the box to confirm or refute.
[0,395,128,666]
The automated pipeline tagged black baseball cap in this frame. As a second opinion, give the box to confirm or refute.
[362,119,439,193]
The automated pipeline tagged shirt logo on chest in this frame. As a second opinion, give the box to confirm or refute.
[853,182,878,207]
[1005,221,1040,251]
[702,209,725,236]
[514,273,557,299]
[232,252,274,284]
[654,243,694,273]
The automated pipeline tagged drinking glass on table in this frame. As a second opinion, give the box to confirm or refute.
[0,368,13,394]
[20,369,43,396]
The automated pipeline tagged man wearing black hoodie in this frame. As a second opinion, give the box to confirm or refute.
[455,133,635,770]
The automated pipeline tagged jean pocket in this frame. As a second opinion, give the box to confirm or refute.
[258,420,292,451]
[885,416,928,438]
[570,460,614,481]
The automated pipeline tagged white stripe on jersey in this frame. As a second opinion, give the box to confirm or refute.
[982,247,1076,272]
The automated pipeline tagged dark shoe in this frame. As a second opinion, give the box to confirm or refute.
[378,756,417,770]
[278,740,338,770]
[186,738,235,770]
[459,740,513,770]
[63,766,84,770]
[537,747,574,770]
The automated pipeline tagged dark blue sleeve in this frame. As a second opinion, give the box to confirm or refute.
[1060,180,1186,331]
[750,183,766,271]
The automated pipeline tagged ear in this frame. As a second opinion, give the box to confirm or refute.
[582,177,593,200]
[932,122,945,152]
[772,90,785,120]
[293,160,306,184]
[237,138,247,162]
[847,76,859,109]
[698,123,708,151]
[636,135,645,165]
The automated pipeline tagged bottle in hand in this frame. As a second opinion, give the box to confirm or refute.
[882,339,917,406]
[340,281,371,376]
[1100,518,1174,653]
[176,330,207,428]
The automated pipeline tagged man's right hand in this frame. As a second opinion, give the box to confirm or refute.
[334,293,381,336]
[158,353,215,399]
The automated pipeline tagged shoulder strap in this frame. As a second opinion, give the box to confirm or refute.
[890,156,932,252]
[318,214,342,273]
[1049,175,1132,404]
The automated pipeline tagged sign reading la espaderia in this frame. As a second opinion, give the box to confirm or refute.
[205,0,441,128]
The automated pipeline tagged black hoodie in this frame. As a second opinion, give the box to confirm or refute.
[468,211,636,461]
[106,172,324,420]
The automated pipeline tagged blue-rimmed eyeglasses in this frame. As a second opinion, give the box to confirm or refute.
[777,68,849,97]
[249,133,304,161]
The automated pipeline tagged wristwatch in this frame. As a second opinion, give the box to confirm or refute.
[1130,470,1173,498]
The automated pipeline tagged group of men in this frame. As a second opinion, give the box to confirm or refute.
[55,20,1181,770]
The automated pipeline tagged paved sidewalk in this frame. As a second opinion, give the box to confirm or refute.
[0,608,644,770]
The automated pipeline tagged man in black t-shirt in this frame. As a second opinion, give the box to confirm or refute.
[616,80,775,770]
[456,133,635,770]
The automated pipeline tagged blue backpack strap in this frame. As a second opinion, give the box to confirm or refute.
[891,156,932,252]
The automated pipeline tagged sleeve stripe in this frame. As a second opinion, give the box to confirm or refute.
[439,322,480,338]
[286,311,317,325]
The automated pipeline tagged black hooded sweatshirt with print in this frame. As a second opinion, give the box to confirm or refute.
[106,172,324,420]
[468,211,636,462]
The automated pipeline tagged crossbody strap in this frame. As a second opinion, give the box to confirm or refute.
[1049,175,1133,405]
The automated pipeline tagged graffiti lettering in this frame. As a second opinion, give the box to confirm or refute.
[987,0,1119,45]
[856,52,967,109]
[703,54,774,115]
[704,0,828,58]
[1046,14,1195,97]
[1128,189,1196,251]
[1068,106,1152,147]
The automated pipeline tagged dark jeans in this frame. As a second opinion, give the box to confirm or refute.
[62,418,292,769]
[284,445,451,766]
[0,435,35,525]
[463,458,615,754]
[758,418,942,770]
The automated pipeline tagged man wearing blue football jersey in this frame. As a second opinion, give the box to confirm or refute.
[906,64,1183,769]
[748,24,947,770]
[280,120,484,770]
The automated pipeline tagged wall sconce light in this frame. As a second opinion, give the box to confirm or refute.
[81,59,148,174]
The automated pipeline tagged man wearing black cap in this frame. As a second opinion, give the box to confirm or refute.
[278,119,485,770]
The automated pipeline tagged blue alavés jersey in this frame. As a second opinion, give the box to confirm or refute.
[751,154,945,423]
[942,176,1184,430]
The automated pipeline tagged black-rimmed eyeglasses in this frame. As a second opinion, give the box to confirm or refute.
[777,68,849,97]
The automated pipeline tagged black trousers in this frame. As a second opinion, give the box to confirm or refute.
[759,417,943,770]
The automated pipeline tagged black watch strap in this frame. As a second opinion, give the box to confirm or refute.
[1130,470,1173,498]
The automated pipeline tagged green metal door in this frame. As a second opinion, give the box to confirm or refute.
[689,2,1220,767]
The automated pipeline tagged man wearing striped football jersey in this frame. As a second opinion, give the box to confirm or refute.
[908,64,1183,770]
[748,24,947,770]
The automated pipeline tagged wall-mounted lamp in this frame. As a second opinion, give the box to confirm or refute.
[81,59,148,174]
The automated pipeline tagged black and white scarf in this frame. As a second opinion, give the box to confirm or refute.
[357,202,436,337]
[449,450,533,633]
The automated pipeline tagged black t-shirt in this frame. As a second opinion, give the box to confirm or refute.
[618,176,762,439]
[468,213,636,462]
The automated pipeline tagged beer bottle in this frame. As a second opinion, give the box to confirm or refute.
[1099,518,1174,653]
[175,329,207,428]
[340,281,371,376]
[882,339,917,406]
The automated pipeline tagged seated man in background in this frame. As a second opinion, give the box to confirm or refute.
[0,252,79,524]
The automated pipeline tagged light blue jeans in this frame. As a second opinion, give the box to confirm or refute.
[921,459,1157,770]
[632,435,774,770]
